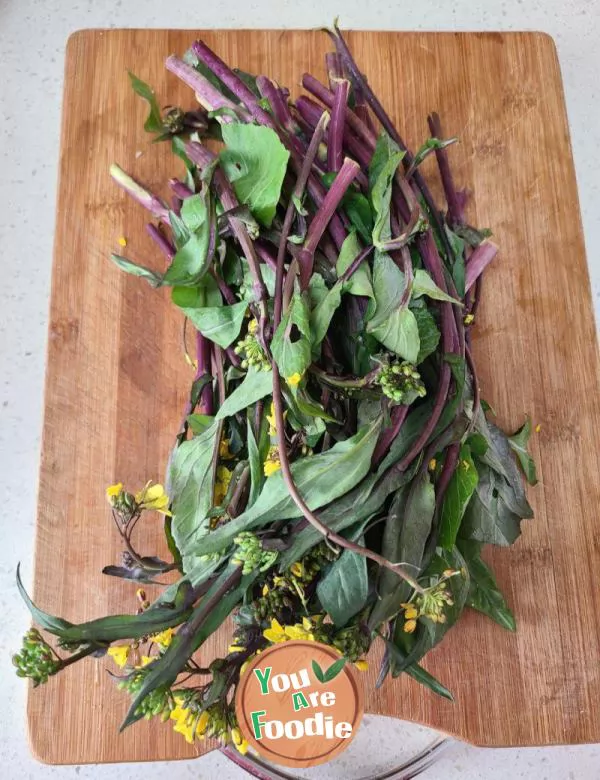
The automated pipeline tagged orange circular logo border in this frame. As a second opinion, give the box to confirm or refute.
[235,640,364,768]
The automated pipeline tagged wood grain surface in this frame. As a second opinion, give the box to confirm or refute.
[28,29,600,764]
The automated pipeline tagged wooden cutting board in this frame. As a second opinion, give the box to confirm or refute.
[28,28,600,765]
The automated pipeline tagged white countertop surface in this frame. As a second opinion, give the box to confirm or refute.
[1,1,599,778]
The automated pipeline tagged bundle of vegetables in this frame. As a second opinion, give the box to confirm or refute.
[15,24,536,753]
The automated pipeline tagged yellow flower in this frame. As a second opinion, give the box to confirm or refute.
[266,401,287,436]
[228,641,245,654]
[151,628,175,648]
[106,482,123,504]
[196,710,210,736]
[107,645,130,668]
[354,659,369,672]
[286,372,302,387]
[264,445,281,477]
[262,583,270,596]
[219,438,235,459]
[535,423,542,433]
[117,236,127,247]
[404,607,418,620]
[263,618,287,644]
[136,655,154,668]
[214,465,233,505]
[135,482,171,515]
[404,619,417,634]
[428,459,436,472]
[240,653,257,676]
[247,318,259,334]
[172,715,196,744]
[464,313,475,325]
[290,562,304,579]
[231,726,249,755]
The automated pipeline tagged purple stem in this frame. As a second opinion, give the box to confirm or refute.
[169,178,194,199]
[338,245,374,284]
[210,269,236,304]
[254,240,279,271]
[145,224,175,261]
[301,73,377,148]
[296,96,371,176]
[328,79,350,173]
[388,233,456,475]
[325,52,344,87]
[298,157,360,288]
[427,112,464,226]
[372,404,409,466]
[165,55,243,119]
[110,164,170,224]
[192,41,275,129]
[465,241,498,293]
[171,196,182,216]
[256,76,301,136]
[185,141,268,307]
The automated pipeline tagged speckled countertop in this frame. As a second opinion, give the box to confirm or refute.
[1,1,599,778]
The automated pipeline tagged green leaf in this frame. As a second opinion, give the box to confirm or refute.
[280,456,422,568]
[439,445,479,549]
[444,226,466,298]
[310,283,343,350]
[317,546,368,627]
[323,657,347,682]
[401,471,435,569]
[368,487,409,629]
[176,301,248,349]
[110,255,162,287]
[199,417,382,555]
[344,192,373,243]
[215,370,273,421]
[169,422,220,572]
[366,252,419,361]
[409,137,457,172]
[171,276,222,310]
[163,230,211,286]
[412,304,440,364]
[419,546,470,649]
[454,224,492,248]
[17,564,193,643]
[508,416,538,486]
[180,194,209,232]
[128,72,163,133]
[476,416,533,517]
[122,566,256,729]
[371,307,420,363]
[460,465,523,546]
[405,662,454,701]
[246,418,263,508]
[271,294,312,379]
[369,133,404,247]
[187,413,215,435]
[220,123,290,227]
[169,210,191,249]
[377,399,434,474]
[467,432,489,458]
[311,660,325,683]
[412,269,462,305]
[458,540,516,631]
[336,231,375,303]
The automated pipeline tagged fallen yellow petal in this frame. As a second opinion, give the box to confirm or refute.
[117,236,127,247]
[354,659,369,672]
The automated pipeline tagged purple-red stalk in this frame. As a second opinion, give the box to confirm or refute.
[427,113,465,226]
[372,405,409,466]
[297,157,360,289]
[327,79,350,172]
[465,241,498,293]
[165,55,243,119]
[145,224,175,262]
[169,178,194,199]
